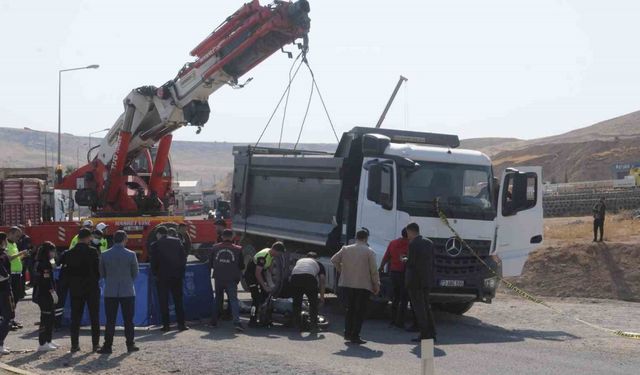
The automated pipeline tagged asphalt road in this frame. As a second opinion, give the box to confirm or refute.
[1,292,638,375]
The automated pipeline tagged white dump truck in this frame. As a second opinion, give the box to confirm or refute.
[232,127,543,314]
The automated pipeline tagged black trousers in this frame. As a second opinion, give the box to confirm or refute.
[104,297,135,348]
[0,290,14,347]
[70,289,101,348]
[10,274,24,314]
[344,287,370,340]
[408,288,436,339]
[594,218,604,241]
[157,277,185,327]
[390,271,409,326]
[290,274,319,328]
[248,284,268,325]
[37,295,54,345]
[54,282,68,327]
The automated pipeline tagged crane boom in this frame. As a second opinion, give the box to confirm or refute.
[56,0,311,216]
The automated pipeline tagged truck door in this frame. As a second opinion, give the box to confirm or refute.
[496,166,543,276]
[357,159,397,261]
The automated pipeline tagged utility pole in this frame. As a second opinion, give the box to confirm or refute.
[375,75,408,129]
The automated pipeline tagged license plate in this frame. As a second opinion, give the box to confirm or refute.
[439,279,464,287]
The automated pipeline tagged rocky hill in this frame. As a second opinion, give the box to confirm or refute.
[3,109,640,187]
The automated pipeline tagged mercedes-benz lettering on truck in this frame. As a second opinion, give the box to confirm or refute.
[232,127,543,314]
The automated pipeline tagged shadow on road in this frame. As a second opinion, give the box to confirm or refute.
[333,345,383,359]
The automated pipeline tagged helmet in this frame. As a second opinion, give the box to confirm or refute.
[82,219,94,228]
[96,222,109,232]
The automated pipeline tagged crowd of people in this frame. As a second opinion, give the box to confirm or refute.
[0,218,438,355]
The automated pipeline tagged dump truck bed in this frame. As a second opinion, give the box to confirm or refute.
[232,146,344,246]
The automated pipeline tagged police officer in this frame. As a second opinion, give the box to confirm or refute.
[208,229,244,331]
[290,252,326,332]
[69,220,94,249]
[243,242,285,327]
[33,242,59,352]
[91,229,108,253]
[0,232,15,354]
[6,227,28,330]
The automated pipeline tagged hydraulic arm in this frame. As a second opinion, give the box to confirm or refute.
[56,0,311,216]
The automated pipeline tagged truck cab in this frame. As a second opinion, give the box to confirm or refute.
[232,127,543,314]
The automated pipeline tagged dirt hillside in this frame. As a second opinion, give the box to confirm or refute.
[511,242,640,302]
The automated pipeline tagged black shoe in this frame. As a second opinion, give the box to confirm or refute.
[96,346,112,354]
[234,322,245,332]
[349,337,367,345]
[70,346,81,353]
[127,345,140,353]
[248,320,260,328]
[92,345,100,353]
[178,325,189,331]
[11,321,23,329]
[160,325,170,332]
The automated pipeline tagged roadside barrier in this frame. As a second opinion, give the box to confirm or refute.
[436,201,640,340]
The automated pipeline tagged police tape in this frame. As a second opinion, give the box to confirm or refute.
[435,202,640,340]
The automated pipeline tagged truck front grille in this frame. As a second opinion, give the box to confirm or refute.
[430,238,492,276]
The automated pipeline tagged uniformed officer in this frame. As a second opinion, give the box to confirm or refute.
[243,242,285,327]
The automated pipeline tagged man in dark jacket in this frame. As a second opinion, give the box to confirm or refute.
[592,197,606,242]
[150,226,188,332]
[61,228,101,352]
[405,223,436,342]
[208,229,244,331]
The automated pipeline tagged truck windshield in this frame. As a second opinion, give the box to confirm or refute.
[397,162,496,220]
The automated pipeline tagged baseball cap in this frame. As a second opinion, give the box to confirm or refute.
[96,222,109,232]
[82,219,94,228]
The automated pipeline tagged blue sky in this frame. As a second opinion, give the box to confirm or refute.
[1,0,639,144]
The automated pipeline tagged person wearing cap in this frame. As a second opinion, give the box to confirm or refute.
[91,229,108,253]
[150,226,188,332]
[208,229,244,331]
[331,229,380,345]
[62,228,101,352]
[95,223,110,251]
[69,220,94,249]
[6,227,28,331]
[290,252,326,332]
[243,242,285,327]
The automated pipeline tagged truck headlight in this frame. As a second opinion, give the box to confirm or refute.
[483,277,499,290]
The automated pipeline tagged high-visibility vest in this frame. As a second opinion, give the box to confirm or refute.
[69,235,79,249]
[7,241,22,273]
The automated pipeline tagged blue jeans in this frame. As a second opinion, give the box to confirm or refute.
[213,280,240,323]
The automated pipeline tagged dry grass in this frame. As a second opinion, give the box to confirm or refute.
[544,211,640,243]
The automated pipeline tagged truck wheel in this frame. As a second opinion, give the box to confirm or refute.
[240,243,256,292]
[436,301,474,315]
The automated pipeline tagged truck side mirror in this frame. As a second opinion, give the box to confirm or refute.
[367,164,382,202]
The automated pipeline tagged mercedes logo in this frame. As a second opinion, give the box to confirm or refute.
[445,237,463,257]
